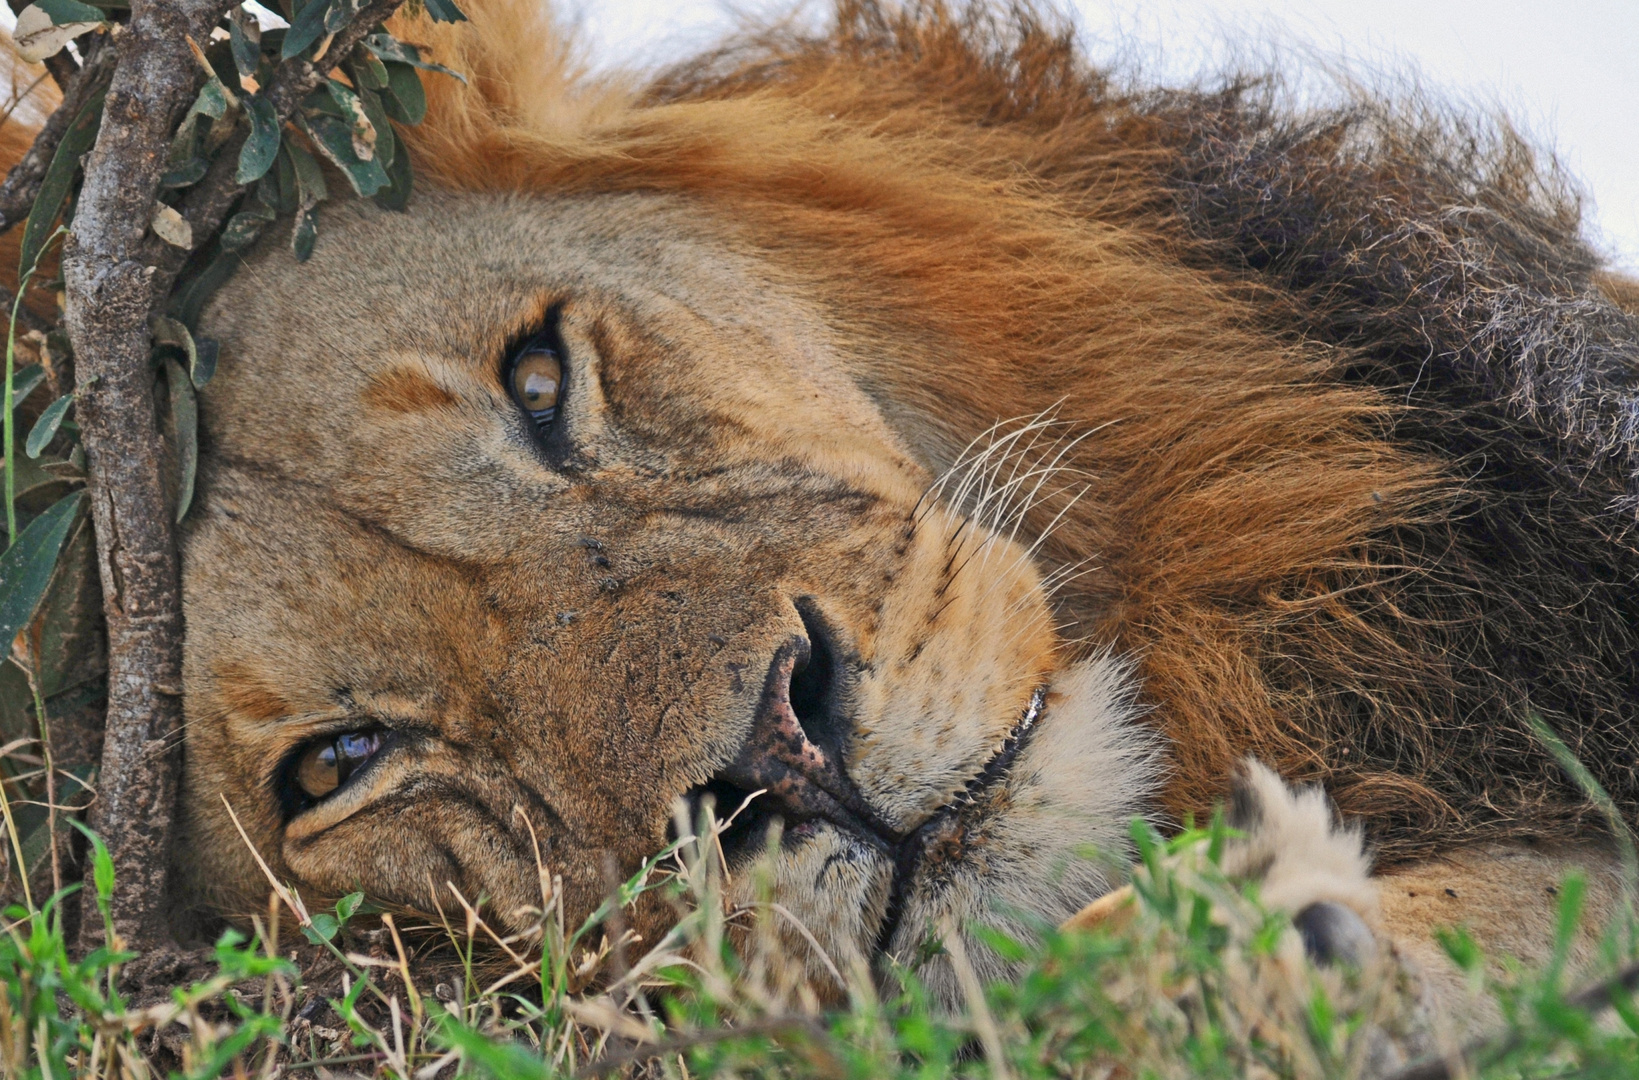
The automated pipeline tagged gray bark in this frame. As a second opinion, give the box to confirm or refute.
[62,0,236,950]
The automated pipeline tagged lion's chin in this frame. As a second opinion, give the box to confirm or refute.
[723,654,1162,1004]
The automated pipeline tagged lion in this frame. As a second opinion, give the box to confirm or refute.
[154,0,1639,1025]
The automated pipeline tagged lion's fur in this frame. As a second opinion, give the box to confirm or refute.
[4,0,1637,992]
[380,0,1639,860]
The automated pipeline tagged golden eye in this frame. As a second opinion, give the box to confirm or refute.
[511,348,562,417]
[294,731,383,800]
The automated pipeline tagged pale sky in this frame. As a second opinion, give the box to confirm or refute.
[575,0,1639,273]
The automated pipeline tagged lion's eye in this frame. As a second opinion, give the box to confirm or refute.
[294,730,383,800]
[508,343,563,427]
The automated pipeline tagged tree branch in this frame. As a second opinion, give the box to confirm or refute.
[62,0,236,950]
[56,0,415,951]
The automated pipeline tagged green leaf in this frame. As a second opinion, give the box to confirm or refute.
[32,521,98,702]
[149,313,217,391]
[286,138,329,261]
[374,137,413,211]
[301,114,389,197]
[192,337,219,389]
[323,0,361,33]
[151,314,195,363]
[333,965,370,1019]
[420,0,466,23]
[290,140,327,204]
[351,50,390,91]
[301,82,345,120]
[9,364,46,409]
[164,359,198,523]
[219,207,272,251]
[68,820,114,904]
[169,247,243,336]
[324,79,378,162]
[282,0,333,59]
[0,659,34,749]
[273,142,299,215]
[292,208,318,262]
[364,33,466,81]
[25,395,72,459]
[335,891,365,923]
[33,0,105,25]
[303,911,339,944]
[0,450,67,509]
[17,802,55,874]
[163,76,231,191]
[236,95,281,184]
[0,491,83,651]
[190,76,230,121]
[381,61,427,125]
[20,85,105,277]
[160,156,209,189]
[228,6,262,78]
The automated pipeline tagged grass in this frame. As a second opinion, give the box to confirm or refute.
[4,801,1639,1080]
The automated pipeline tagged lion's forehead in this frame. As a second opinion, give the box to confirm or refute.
[196,189,928,530]
[204,189,880,423]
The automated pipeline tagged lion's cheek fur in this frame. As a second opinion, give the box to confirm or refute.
[845,503,1062,831]
[885,656,1161,996]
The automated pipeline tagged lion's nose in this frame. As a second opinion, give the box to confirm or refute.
[718,637,904,844]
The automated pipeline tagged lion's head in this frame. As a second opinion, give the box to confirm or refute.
[180,185,1160,989]
[177,0,1639,996]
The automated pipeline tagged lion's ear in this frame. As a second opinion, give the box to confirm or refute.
[388,0,635,193]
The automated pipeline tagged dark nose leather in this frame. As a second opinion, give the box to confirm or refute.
[719,639,903,845]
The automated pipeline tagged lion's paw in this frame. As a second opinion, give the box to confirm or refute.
[1223,761,1440,1076]
[1222,759,1379,968]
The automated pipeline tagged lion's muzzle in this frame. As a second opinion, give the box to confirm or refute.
[692,634,904,859]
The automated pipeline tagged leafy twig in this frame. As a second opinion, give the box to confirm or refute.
[144,0,410,304]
